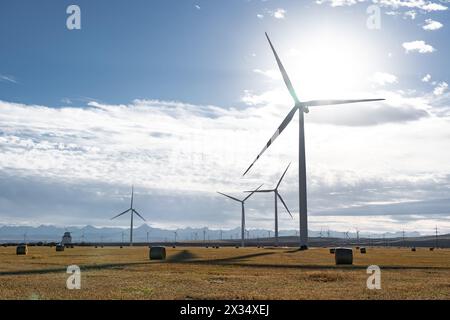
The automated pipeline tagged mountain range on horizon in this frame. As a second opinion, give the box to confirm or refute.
[0,224,424,243]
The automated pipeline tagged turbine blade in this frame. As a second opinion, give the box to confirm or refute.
[111,208,131,220]
[301,99,385,107]
[277,193,293,219]
[243,183,264,201]
[244,189,273,193]
[276,162,291,189]
[217,192,242,202]
[133,209,146,221]
[265,32,300,104]
[243,105,298,176]
[130,185,134,209]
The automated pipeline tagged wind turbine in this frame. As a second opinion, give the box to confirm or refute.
[243,33,385,249]
[344,231,350,245]
[217,184,263,247]
[246,163,293,246]
[110,185,146,246]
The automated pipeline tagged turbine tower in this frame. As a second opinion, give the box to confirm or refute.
[217,184,263,247]
[243,33,385,249]
[246,163,293,246]
[110,185,146,246]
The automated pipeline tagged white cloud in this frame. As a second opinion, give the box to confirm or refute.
[253,68,281,80]
[433,82,448,95]
[402,40,435,53]
[316,0,448,11]
[194,4,201,10]
[256,14,264,19]
[378,0,448,12]
[61,98,73,105]
[421,74,431,82]
[315,0,363,7]
[423,19,443,30]
[1,92,449,232]
[420,2,448,11]
[0,75,17,84]
[404,10,416,19]
[271,8,286,19]
[370,72,398,86]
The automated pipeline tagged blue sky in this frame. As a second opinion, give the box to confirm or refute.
[1,0,450,235]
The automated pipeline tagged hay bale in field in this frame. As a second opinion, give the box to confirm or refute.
[355,246,360,250]
[335,247,353,265]
[411,247,416,252]
[95,246,98,248]
[56,244,65,252]
[329,248,335,254]
[360,247,366,254]
[120,246,123,248]
[149,246,166,260]
[16,244,28,255]
[215,246,220,249]
[429,247,434,251]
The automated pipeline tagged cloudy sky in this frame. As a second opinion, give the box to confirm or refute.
[1,0,449,235]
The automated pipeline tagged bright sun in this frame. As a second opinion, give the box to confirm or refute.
[280,31,378,101]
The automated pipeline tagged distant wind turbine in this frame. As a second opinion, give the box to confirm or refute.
[110,185,146,246]
[217,184,263,247]
[246,163,293,246]
[243,33,385,249]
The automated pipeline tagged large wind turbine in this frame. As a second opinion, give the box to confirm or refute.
[246,163,293,246]
[243,33,385,249]
[111,185,146,246]
[217,184,263,247]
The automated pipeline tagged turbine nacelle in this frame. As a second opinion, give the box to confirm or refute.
[299,105,309,113]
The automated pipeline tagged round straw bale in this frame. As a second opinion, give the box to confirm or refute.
[149,246,166,260]
[16,244,28,255]
[56,244,65,252]
[360,247,366,254]
[335,247,353,265]
[411,247,416,252]
[329,248,335,254]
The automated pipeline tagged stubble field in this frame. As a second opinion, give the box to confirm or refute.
[0,246,449,299]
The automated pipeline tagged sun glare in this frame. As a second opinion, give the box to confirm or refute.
[282,31,378,101]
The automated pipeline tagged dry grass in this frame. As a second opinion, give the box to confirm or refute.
[0,246,449,300]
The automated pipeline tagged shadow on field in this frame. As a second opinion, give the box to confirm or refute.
[166,250,198,262]
[0,261,151,276]
[168,250,450,271]
[2,249,449,277]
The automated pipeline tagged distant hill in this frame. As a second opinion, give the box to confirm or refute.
[0,224,425,243]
